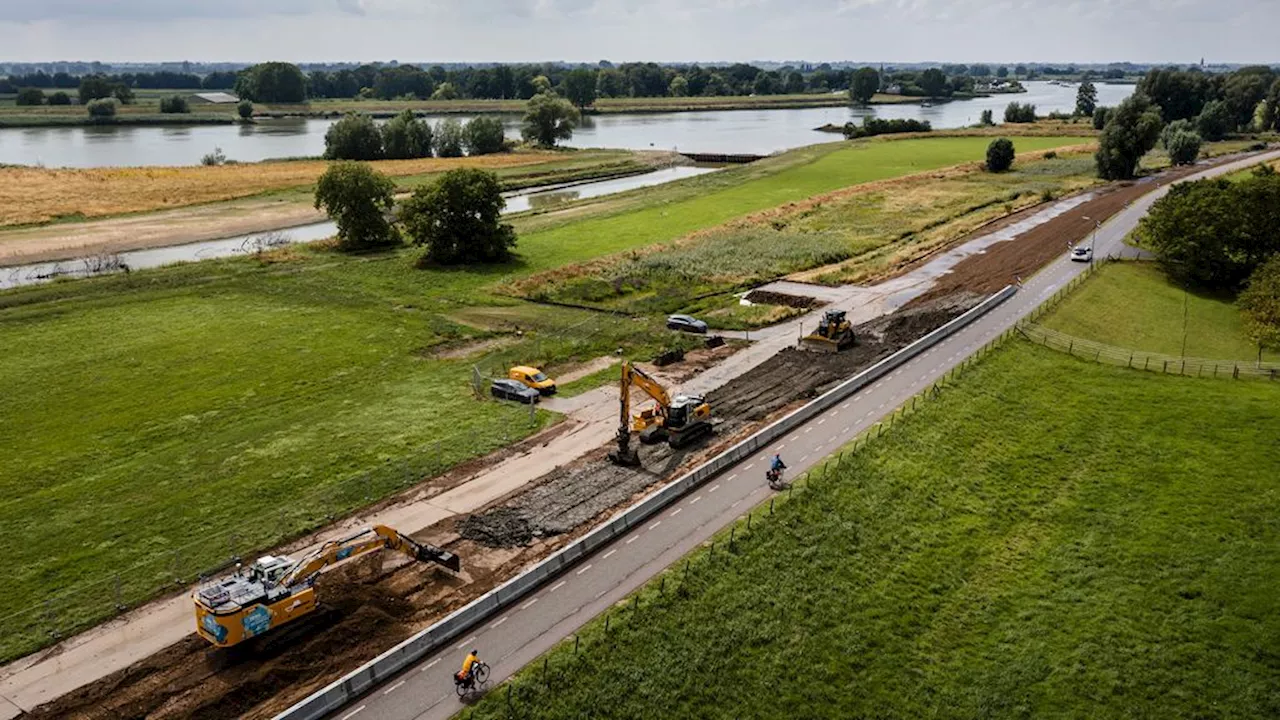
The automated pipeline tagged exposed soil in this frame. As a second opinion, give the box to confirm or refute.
[742,289,823,309]
[23,294,976,720]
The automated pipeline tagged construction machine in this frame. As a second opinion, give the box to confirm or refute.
[609,360,713,466]
[801,309,857,353]
[193,525,460,648]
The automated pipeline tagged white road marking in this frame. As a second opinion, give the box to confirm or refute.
[595,589,608,599]
[577,564,594,575]
[425,658,441,670]
[670,508,682,517]
[456,636,477,650]
[731,500,741,508]
[744,463,755,470]
[489,616,508,629]
[817,418,826,426]
[690,495,702,505]
[520,598,538,610]
[805,427,814,433]
[383,680,406,695]
[551,580,567,592]
[841,403,851,410]
[775,443,787,451]
[626,535,639,544]
[801,454,810,462]
[843,426,851,433]
[710,484,721,493]
[341,705,366,720]
[648,521,662,531]
[603,549,617,559]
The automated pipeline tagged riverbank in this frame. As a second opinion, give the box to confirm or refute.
[0,113,239,128]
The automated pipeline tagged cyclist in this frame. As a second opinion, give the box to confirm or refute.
[456,649,480,688]
[767,454,787,486]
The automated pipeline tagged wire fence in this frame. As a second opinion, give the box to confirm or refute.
[1017,322,1280,380]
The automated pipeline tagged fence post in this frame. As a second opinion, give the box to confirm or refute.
[1128,353,1133,368]
[1234,365,1240,380]
[1163,360,1168,374]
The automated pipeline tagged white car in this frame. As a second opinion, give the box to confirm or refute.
[1070,245,1093,263]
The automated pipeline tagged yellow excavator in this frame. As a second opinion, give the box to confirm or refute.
[801,309,857,353]
[193,525,460,648]
[609,360,713,466]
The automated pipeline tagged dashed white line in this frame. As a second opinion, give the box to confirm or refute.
[775,443,787,451]
[730,500,741,508]
[341,705,366,720]
[801,454,810,462]
[383,680,406,695]
[648,520,662,531]
[550,580,567,592]
[577,564,594,575]
[603,550,618,560]
[425,658,441,670]
[690,495,702,505]
[489,616,508,629]
[709,484,721,493]
[744,463,755,470]
[456,636,477,650]
[670,508,683,517]
[817,418,826,426]
[805,426,814,433]
[841,403,851,410]
[520,598,538,610]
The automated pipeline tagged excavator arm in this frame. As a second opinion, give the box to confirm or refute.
[281,525,460,588]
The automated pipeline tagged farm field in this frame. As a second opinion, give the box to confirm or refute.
[469,340,1280,720]
[1043,262,1280,362]
[0,135,1083,660]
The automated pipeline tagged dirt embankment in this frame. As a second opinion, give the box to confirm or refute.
[24,294,977,720]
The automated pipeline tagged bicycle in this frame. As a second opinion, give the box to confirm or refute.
[455,661,491,697]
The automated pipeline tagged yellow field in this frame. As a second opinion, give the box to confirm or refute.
[0,153,559,226]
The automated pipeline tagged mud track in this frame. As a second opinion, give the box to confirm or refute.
[24,294,977,720]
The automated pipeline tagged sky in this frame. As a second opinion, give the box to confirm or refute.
[0,0,1277,65]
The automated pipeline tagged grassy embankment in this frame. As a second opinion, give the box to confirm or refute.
[467,339,1280,720]
[0,149,648,228]
[1043,261,1280,362]
[512,138,1095,327]
[0,135,1082,661]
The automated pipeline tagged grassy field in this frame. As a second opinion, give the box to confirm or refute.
[0,149,645,227]
[469,340,1280,720]
[514,145,1099,321]
[1043,262,1280,362]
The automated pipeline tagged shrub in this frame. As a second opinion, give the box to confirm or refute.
[1165,130,1202,166]
[86,97,118,120]
[434,118,465,158]
[985,138,1016,172]
[1004,102,1037,123]
[463,117,506,155]
[47,91,72,106]
[401,169,516,265]
[159,95,190,114]
[381,110,433,159]
[112,85,135,105]
[15,87,44,106]
[1043,150,1058,159]
[979,109,994,126]
[841,117,931,139]
[313,162,398,251]
[237,100,254,119]
[201,147,227,166]
[323,112,384,161]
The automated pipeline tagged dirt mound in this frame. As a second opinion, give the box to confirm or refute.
[458,508,534,547]
[743,289,822,309]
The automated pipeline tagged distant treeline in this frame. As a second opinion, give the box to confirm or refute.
[0,70,236,94]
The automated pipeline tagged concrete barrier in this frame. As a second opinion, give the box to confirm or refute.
[275,285,1016,720]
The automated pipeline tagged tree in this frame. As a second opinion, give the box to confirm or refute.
[1093,106,1112,130]
[668,75,689,97]
[849,67,880,105]
[919,68,948,98]
[1240,255,1280,352]
[1014,65,1028,78]
[430,82,459,101]
[1165,129,1202,166]
[86,97,118,120]
[434,118,465,158]
[979,109,994,127]
[784,71,806,95]
[562,69,597,109]
[1075,80,1097,117]
[15,87,44,106]
[236,62,308,103]
[381,110,433,159]
[531,75,553,95]
[401,169,516,265]
[323,113,384,161]
[1264,78,1280,132]
[313,162,397,251]
[1136,68,1212,122]
[47,91,72,106]
[985,138,1015,172]
[112,85,135,105]
[1095,93,1163,180]
[463,117,506,155]
[1160,118,1194,149]
[237,100,254,119]
[77,75,114,103]
[1195,99,1232,141]
[522,92,579,147]
[997,66,1009,79]
[1222,68,1273,130]
[1004,102,1037,123]
[159,95,190,114]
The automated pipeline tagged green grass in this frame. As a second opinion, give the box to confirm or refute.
[468,340,1280,720]
[1043,262,1280,361]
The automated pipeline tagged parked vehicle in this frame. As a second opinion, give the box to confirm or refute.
[1070,245,1093,263]
[666,314,708,334]
[491,378,541,404]
[508,366,557,395]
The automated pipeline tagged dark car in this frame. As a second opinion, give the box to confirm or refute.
[666,314,708,334]
[491,378,541,404]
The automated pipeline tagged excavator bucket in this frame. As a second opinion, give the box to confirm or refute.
[415,544,462,573]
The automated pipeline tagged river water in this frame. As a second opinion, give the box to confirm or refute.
[0,82,1132,168]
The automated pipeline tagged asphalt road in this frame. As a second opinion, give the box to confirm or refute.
[323,150,1280,720]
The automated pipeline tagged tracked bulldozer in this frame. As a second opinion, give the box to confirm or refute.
[801,309,857,353]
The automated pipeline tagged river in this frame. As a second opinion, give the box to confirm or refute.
[0,82,1132,168]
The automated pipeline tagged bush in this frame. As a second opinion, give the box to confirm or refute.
[1093,106,1112,130]
[112,85,135,105]
[237,100,254,119]
[381,110,433,160]
[985,138,1016,172]
[323,112,384,161]
[841,117,931,139]
[47,91,72,106]
[15,87,44,106]
[979,109,994,127]
[434,118,465,158]
[1004,102,1037,123]
[201,147,227,166]
[313,162,398,251]
[1043,150,1058,159]
[401,168,516,265]
[159,95,190,114]
[463,117,506,155]
[86,97,118,120]
[1165,130,1202,166]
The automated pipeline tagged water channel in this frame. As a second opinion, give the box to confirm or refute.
[0,82,1133,168]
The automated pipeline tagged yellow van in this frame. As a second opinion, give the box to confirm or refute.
[508,366,557,395]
